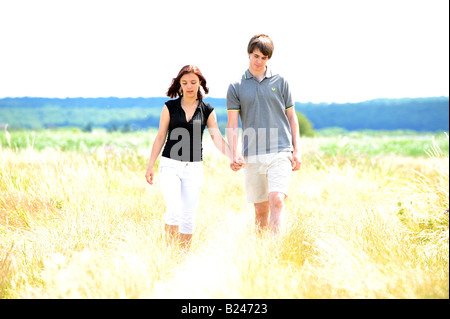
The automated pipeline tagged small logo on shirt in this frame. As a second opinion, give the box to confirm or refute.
[272,87,276,91]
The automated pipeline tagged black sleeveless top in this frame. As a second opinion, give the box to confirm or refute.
[161,97,214,162]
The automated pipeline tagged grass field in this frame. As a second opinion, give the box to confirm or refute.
[0,129,448,299]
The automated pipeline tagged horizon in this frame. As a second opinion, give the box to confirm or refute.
[1,95,449,105]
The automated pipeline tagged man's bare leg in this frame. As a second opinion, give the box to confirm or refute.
[254,201,270,232]
[268,192,286,234]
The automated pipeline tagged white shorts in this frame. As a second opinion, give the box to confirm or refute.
[243,152,292,203]
[158,157,204,234]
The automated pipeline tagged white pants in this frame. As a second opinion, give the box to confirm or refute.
[158,156,204,234]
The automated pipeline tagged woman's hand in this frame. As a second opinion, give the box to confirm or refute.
[145,167,155,185]
[230,155,245,171]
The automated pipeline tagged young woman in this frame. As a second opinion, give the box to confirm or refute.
[145,65,244,250]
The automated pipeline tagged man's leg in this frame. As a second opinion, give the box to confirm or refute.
[266,152,292,235]
[254,201,270,231]
[268,192,286,234]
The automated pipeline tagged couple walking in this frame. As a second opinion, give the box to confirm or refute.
[145,34,301,249]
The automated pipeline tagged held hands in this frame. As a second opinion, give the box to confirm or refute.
[230,155,246,172]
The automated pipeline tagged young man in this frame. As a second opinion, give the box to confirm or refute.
[226,34,301,234]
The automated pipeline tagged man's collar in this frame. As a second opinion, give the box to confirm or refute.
[244,67,273,80]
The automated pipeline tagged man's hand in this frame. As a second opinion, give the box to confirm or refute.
[292,150,301,171]
[230,155,246,171]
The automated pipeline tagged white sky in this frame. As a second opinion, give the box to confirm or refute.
[0,0,448,103]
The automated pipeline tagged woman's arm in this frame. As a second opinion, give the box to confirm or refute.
[207,110,244,171]
[206,110,233,160]
[145,105,170,184]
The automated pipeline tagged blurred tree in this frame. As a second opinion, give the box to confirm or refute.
[296,111,315,137]
[83,122,93,132]
[122,122,131,133]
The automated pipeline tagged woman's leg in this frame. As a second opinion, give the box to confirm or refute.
[179,164,204,250]
[159,164,182,244]
[164,224,180,244]
[179,233,193,250]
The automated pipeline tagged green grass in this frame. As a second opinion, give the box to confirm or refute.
[0,128,156,152]
[1,128,448,158]
[313,129,449,157]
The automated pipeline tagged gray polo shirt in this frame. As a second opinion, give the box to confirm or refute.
[226,68,295,156]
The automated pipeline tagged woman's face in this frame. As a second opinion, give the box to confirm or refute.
[180,73,200,99]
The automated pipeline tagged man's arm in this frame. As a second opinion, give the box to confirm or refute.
[226,110,240,162]
[285,107,301,171]
[226,82,245,170]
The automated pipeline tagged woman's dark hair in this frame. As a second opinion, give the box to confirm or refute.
[247,34,274,59]
[166,65,209,100]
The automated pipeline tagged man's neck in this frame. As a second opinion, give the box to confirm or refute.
[249,66,267,82]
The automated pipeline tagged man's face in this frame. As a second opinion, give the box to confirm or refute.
[248,48,269,72]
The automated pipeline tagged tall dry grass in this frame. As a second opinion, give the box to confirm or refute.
[0,133,448,298]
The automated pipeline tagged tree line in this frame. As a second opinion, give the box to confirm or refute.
[295,97,449,132]
[0,96,448,133]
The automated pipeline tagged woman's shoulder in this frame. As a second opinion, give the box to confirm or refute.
[199,99,214,113]
[164,97,181,111]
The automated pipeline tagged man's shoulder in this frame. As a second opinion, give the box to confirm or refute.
[269,72,291,92]
[270,71,286,82]
[228,72,247,87]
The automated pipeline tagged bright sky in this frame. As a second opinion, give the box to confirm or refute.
[0,0,448,103]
